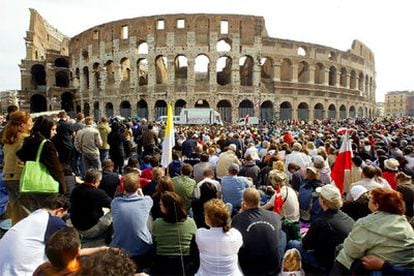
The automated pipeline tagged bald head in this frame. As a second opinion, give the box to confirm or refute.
[243,188,260,209]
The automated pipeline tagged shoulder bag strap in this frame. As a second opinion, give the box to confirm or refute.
[36,139,47,162]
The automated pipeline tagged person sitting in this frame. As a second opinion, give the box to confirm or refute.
[0,194,70,275]
[195,198,243,275]
[232,188,284,275]
[341,185,371,221]
[172,163,196,211]
[70,169,112,239]
[193,168,221,199]
[99,159,121,199]
[346,165,382,201]
[335,188,414,273]
[150,175,175,220]
[191,182,219,228]
[110,173,153,272]
[395,171,414,219]
[288,184,355,274]
[151,192,198,275]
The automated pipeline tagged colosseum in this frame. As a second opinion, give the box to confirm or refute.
[19,9,376,123]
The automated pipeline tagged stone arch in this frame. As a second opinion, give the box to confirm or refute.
[195,54,209,82]
[260,57,274,80]
[217,100,232,123]
[349,105,356,118]
[328,104,336,119]
[155,100,167,119]
[120,100,131,118]
[216,38,231,52]
[105,60,115,85]
[239,99,254,118]
[137,100,148,119]
[357,106,363,117]
[314,63,325,84]
[175,99,187,115]
[280,101,292,121]
[137,58,148,85]
[137,41,148,54]
[280,58,292,81]
[358,72,364,91]
[195,99,209,108]
[105,102,114,118]
[93,62,101,89]
[297,46,307,56]
[155,55,168,84]
[298,61,310,83]
[340,67,347,87]
[350,70,357,89]
[216,56,232,86]
[83,66,89,89]
[298,102,309,121]
[30,94,47,112]
[54,58,69,68]
[313,103,324,120]
[174,55,188,79]
[339,105,347,119]
[61,92,74,113]
[84,102,90,116]
[55,71,69,87]
[329,66,336,86]
[120,57,131,82]
[261,101,274,122]
[31,64,46,88]
[93,101,100,121]
[239,55,254,86]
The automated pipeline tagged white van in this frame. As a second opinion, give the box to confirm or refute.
[156,116,180,124]
[237,116,259,126]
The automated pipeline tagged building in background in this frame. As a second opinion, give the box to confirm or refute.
[18,9,376,122]
[0,90,19,114]
[384,90,414,117]
[375,102,384,117]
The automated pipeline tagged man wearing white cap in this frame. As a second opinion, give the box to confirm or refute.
[341,185,371,221]
[287,184,354,273]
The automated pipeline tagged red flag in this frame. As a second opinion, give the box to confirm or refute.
[331,130,352,194]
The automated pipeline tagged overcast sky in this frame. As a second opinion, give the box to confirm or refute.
[0,0,413,102]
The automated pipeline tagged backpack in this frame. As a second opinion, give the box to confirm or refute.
[298,180,322,222]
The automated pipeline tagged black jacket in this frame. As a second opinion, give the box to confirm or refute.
[302,209,354,270]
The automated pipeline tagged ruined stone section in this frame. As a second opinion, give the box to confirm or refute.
[19,10,376,122]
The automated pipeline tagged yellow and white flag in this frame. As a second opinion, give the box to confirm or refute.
[161,103,175,168]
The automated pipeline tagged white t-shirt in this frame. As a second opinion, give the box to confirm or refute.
[0,209,50,275]
[268,186,300,222]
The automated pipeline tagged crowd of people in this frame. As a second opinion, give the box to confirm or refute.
[0,106,413,275]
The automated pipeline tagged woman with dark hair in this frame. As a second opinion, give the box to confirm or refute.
[151,191,197,275]
[107,121,126,174]
[2,111,33,224]
[335,188,414,273]
[16,116,65,212]
[195,198,243,275]
[150,175,173,220]
[191,182,218,228]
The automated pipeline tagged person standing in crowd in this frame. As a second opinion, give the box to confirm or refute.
[52,111,74,168]
[107,121,126,174]
[97,116,111,164]
[288,184,354,274]
[196,199,243,276]
[2,111,33,225]
[110,173,153,272]
[71,112,85,177]
[232,188,284,275]
[335,188,414,274]
[141,123,158,157]
[74,116,102,171]
[70,169,112,239]
[0,195,70,275]
[182,132,197,158]
[99,159,121,199]
[172,163,196,211]
[17,116,66,210]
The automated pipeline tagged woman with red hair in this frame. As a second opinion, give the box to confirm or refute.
[336,188,414,272]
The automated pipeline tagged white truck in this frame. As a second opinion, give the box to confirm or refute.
[177,108,223,125]
[237,116,260,126]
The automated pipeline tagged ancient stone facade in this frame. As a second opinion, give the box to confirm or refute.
[20,9,376,122]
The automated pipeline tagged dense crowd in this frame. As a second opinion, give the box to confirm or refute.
[0,106,413,275]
